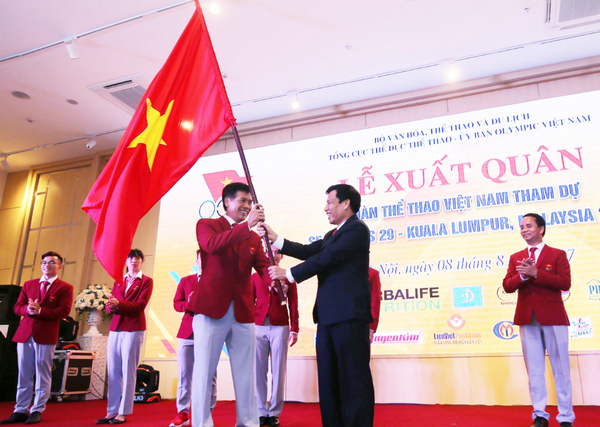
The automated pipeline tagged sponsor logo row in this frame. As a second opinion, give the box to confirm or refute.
[372,315,593,345]
[382,285,575,312]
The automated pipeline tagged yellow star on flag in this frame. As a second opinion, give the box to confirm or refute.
[220,176,233,186]
[128,98,175,171]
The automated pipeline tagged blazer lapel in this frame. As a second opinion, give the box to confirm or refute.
[322,214,357,248]
[321,229,336,248]
[124,278,139,299]
[41,279,59,302]
[218,216,240,256]
[536,245,551,268]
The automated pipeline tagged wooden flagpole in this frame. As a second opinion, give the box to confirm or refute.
[230,124,287,304]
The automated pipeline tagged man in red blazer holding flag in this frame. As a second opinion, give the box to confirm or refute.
[503,213,575,427]
[187,182,271,427]
[1,251,73,425]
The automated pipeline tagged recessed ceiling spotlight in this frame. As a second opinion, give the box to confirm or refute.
[209,3,220,14]
[12,91,30,100]
[25,118,34,123]
[67,99,79,105]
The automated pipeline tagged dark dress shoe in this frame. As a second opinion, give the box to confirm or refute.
[96,418,115,425]
[259,417,268,427]
[559,423,574,427]
[531,417,549,427]
[0,412,29,424]
[24,412,41,425]
[268,417,280,427]
[109,419,126,425]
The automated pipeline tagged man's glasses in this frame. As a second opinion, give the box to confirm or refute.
[40,261,59,266]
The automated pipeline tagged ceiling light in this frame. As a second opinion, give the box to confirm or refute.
[86,137,97,150]
[445,62,460,82]
[67,99,79,105]
[288,92,300,110]
[66,38,80,60]
[209,3,221,14]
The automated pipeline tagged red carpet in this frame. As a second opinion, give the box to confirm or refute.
[0,399,598,426]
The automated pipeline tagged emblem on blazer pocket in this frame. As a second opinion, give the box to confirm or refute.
[544,264,553,271]
[49,296,56,301]
[249,247,256,255]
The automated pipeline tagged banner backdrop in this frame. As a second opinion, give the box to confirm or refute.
[146,90,600,358]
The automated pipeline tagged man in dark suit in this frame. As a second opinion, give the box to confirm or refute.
[260,184,374,427]
[187,182,270,427]
[1,251,73,425]
[503,213,575,427]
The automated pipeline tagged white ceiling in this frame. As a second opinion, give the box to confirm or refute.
[1,0,600,172]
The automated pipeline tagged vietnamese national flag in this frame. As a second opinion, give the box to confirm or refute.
[202,170,248,201]
[82,1,234,283]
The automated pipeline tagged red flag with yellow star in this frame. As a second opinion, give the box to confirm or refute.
[82,1,234,283]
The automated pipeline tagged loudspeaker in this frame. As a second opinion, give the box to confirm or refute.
[0,285,21,323]
[58,316,79,341]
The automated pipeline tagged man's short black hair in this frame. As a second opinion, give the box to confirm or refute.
[326,184,361,214]
[128,248,144,261]
[41,251,63,264]
[222,182,250,210]
[523,213,546,237]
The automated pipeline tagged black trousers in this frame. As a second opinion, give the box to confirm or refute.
[316,319,375,427]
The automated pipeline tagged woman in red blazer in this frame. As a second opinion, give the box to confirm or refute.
[97,249,153,425]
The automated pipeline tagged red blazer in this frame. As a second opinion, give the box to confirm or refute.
[107,275,153,332]
[253,273,299,333]
[13,278,73,345]
[503,244,570,326]
[188,216,270,323]
[369,268,382,333]
[174,273,197,339]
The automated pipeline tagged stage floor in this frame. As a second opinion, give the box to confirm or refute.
[0,399,598,426]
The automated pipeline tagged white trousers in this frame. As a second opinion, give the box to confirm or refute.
[520,317,575,424]
[15,336,55,414]
[255,323,289,418]
[176,338,217,413]
[191,302,258,427]
[106,331,145,416]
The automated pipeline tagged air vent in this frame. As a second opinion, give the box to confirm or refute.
[559,0,600,22]
[549,0,600,28]
[89,74,150,114]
